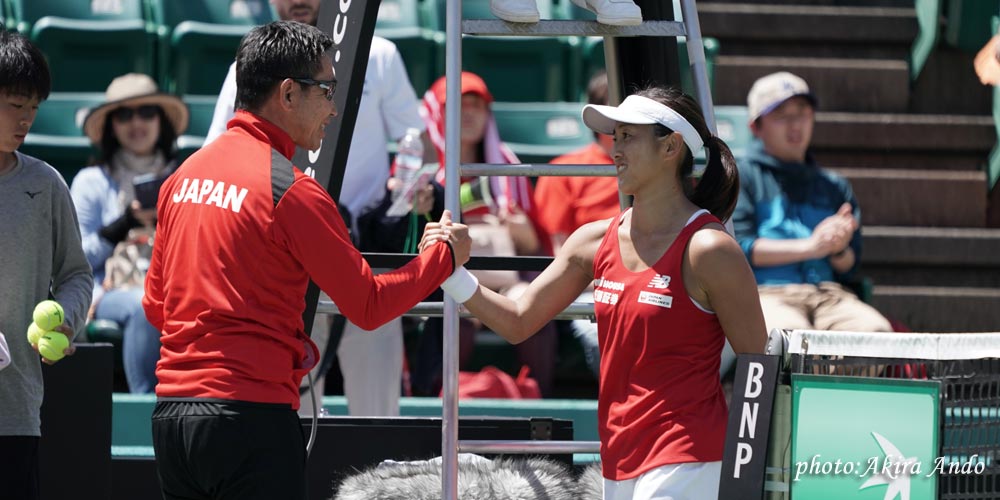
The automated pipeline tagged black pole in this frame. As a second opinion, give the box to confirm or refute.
[297,0,381,336]
[614,0,680,93]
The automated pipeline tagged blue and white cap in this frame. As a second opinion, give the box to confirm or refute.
[747,71,817,122]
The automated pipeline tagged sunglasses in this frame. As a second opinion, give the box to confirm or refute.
[111,105,159,123]
[291,77,337,102]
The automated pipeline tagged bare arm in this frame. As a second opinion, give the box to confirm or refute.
[438,220,608,344]
[687,226,767,354]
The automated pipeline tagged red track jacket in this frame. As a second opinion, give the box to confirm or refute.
[143,111,454,408]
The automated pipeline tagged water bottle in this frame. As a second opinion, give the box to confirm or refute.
[391,127,424,205]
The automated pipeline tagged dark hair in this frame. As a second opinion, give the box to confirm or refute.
[234,20,334,112]
[0,28,51,100]
[587,71,609,140]
[587,71,608,107]
[634,86,739,222]
[98,106,178,166]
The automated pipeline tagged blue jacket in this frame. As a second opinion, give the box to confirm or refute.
[732,140,861,285]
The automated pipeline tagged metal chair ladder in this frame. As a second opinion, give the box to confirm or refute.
[431,0,719,497]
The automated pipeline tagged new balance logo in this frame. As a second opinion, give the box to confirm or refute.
[24,190,42,199]
[647,274,671,289]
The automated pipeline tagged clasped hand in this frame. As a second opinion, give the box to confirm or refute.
[809,203,858,257]
[420,209,471,267]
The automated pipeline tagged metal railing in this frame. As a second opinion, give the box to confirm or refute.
[438,1,717,497]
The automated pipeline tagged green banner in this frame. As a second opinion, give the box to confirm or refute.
[791,375,940,500]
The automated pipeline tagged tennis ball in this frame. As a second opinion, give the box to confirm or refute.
[33,300,64,330]
[38,332,69,362]
[26,322,45,345]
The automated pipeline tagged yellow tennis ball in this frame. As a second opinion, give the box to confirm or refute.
[26,323,45,345]
[33,300,65,330]
[38,332,69,362]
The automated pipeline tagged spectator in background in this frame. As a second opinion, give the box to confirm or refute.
[534,71,618,378]
[0,28,93,500]
[71,73,188,393]
[412,71,559,397]
[206,0,435,417]
[733,72,892,335]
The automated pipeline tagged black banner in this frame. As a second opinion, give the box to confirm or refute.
[719,354,781,500]
[296,0,381,335]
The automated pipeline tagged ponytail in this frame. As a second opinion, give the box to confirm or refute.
[634,86,740,222]
[688,135,739,222]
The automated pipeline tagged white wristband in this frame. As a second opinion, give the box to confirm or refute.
[440,266,479,303]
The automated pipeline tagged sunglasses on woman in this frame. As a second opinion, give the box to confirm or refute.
[111,105,159,123]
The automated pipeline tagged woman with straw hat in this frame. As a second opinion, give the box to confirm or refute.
[69,73,188,394]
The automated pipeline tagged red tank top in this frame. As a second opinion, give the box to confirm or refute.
[593,209,728,480]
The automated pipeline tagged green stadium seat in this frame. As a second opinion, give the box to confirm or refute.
[944,0,999,53]
[421,0,576,102]
[377,28,445,96]
[183,95,217,138]
[464,36,581,102]
[376,0,445,95]
[86,319,125,375]
[147,0,273,95]
[175,94,218,162]
[492,101,593,163]
[21,92,104,181]
[6,0,154,92]
[377,0,429,30]
[713,105,751,160]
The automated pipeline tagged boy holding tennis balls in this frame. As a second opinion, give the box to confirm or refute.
[0,29,93,500]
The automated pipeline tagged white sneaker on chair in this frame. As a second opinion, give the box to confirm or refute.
[571,0,642,26]
[490,0,541,23]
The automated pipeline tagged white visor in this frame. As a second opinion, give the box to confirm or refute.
[582,95,705,155]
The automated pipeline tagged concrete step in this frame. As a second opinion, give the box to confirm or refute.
[815,151,989,171]
[714,56,910,113]
[810,112,995,169]
[864,226,1000,266]
[710,40,911,61]
[700,3,916,45]
[870,286,1000,333]
[861,226,1000,287]
[832,168,988,227]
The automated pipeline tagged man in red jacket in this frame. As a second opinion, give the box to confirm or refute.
[142,21,470,500]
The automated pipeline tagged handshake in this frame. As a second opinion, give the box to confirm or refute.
[418,210,481,303]
[491,0,642,26]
